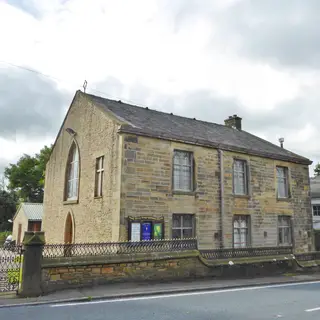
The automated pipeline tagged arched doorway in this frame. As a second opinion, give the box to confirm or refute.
[64,213,73,244]
[64,213,73,257]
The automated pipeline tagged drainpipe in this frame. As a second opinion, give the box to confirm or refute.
[219,149,225,249]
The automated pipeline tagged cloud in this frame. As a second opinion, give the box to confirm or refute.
[0,66,71,140]
[215,0,320,70]
[5,0,41,18]
[0,159,7,180]
[5,0,69,19]
[165,0,320,70]
[1,0,320,177]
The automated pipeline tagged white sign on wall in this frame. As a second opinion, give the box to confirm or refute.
[131,223,141,241]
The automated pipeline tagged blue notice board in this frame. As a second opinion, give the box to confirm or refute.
[142,222,152,240]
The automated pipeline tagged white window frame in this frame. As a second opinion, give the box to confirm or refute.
[95,156,104,197]
[276,166,289,198]
[66,144,79,201]
[172,214,195,239]
[233,215,250,248]
[233,159,247,195]
[173,150,193,192]
[278,216,292,246]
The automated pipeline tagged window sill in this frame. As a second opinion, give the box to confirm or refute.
[277,197,291,202]
[172,190,196,196]
[94,196,103,199]
[233,194,250,199]
[63,199,78,205]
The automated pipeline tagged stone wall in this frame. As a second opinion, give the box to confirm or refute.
[42,91,122,243]
[120,134,312,251]
[120,135,221,247]
[41,251,200,293]
[222,152,312,252]
[41,251,294,294]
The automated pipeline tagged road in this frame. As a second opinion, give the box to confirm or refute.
[2,281,320,319]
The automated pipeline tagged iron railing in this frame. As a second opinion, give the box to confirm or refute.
[294,251,320,261]
[0,245,23,293]
[42,238,198,258]
[200,246,293,260]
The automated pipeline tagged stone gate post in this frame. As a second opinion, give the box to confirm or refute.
[19,231,45,297]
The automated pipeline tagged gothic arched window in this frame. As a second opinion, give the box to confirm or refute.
[65,142,80,201]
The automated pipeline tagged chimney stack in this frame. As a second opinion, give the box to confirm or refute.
[278,137,284,148]
[224,114,242,130]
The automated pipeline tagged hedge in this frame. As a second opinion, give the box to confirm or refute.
[0,231,10,245]
[7,255,23,285]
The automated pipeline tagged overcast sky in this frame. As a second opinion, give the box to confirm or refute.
[1,0,320,176]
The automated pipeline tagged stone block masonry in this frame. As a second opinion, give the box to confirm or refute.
[222,152,312,252]
[41,251,200,293]
[42,92,122,244]
[120,136,222,248]
[41,250,295,294]
[121,134,312,251]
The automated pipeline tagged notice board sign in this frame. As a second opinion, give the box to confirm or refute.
[131,222,141,241]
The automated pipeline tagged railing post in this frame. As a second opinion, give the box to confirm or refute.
[19,231,45,298]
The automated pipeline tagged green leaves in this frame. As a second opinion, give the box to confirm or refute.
[0,144,52,231]
[314,163,320,177]
[4,144,52,203]
[0,189,17,232]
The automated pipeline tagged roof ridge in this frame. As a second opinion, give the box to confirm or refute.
[85,92,229,129]
[82,91,312,165]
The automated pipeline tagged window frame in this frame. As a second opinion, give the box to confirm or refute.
[313,205,320,217]
[172,214,195,239]
[233,215,250,248]
[233,159,248,195]
[65,142,80,201]
[278,215,292,246]
[94,156,104,198]
[28,221,42,232]
[172,150,194,192]
[276,166,290,199]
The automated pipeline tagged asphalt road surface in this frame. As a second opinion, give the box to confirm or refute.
[2,281,320,319]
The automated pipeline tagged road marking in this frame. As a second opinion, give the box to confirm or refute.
[50,280,320,308]
[305,307,320,312]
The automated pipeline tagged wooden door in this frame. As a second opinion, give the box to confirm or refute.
[64,214,73,257]
[17,223,22,244]
[64,214,73,244]
[34,222,41,232]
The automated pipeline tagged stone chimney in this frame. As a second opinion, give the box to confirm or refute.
[278,137,284,148]
[224,114,242,130]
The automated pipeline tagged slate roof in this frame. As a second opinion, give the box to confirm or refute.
[21,203,43,221]
[84,92,311,165]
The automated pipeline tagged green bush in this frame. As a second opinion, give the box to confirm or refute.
[0,231,10,245]
[7,256,23,285]
[14,256,23,263]
[7,269,19,284]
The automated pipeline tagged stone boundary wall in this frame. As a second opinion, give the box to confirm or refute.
[41,250,295,294]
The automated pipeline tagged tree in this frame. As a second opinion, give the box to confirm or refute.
[0,188,18,232]
[4,144,52,203]
[315,163,320,177]
[35,145,52,188]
